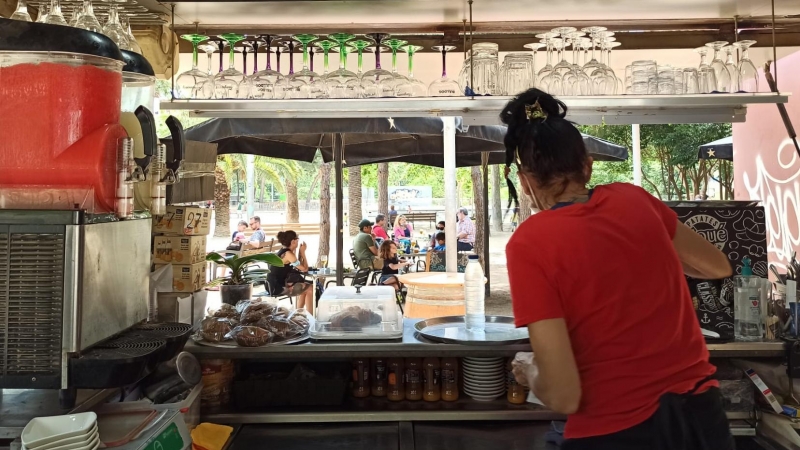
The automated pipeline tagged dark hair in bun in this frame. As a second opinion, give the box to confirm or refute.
[500,88,588,190]
[276,230,298,247]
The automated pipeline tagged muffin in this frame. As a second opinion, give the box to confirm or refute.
[230,326,275,347]
[210,304,238,319]
[200,317,234,342]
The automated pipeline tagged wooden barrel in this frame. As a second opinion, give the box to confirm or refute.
[398,273,468,319]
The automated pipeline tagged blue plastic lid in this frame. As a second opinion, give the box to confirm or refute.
[468,254,479,260]
[741,256,753,276]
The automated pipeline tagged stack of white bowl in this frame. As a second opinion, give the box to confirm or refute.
[462,357,507,401]
[22,412,99,450]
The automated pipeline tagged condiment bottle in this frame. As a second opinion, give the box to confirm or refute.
[441,357,459,402]
[423,357,441,402]
[372,358,388,397]
[507,359,526,404]
[352,358,370,398]
[405,358,423,401]
[387,358,405,401]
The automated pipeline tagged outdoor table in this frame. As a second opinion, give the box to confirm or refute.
[398,249,427,272]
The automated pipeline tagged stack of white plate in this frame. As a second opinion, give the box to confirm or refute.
[462,357,507,401]
[22,412,99,450]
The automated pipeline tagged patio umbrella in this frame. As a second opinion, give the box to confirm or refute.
[698,136,733,161]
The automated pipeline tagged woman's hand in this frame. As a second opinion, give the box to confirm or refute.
[511,352,537,388]
[300,242,307,252]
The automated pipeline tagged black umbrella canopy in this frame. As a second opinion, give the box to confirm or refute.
[698,136,733,161]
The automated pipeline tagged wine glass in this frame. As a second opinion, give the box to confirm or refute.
[581,26,607,80]
[607,41,623,94]
[103,1,131,50]
[348,39,371,78]
[67,4,81,27]
[705,41,732,92]
[385,38,410,94]
[523,42,545,87]
[122,17,142,54]
[176,34,214,99]
[538,36,563,95]
[723,46,739,93]
[694,46,717,93]
[316,40,337,77]
[45,0,66,25]
[428,45,461,96]
[35,4,47,22]
[325,33,360,99]
[197,42,217,95]
[733,40,758,92]
[10,0,32,21]
[361,33,395,98]
[564,32,591,95]
[551,27,576,93]
[396,45,427,97]
[290,34,321,98]
[214,33,245,99]
[275,40,307,99]
[237,40,256,98]
[251,35,284,99]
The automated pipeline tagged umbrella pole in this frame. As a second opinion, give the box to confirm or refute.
[443,117,458,273]
[482,152,490,296]
[632,124,642,186]
[334,133,345,285]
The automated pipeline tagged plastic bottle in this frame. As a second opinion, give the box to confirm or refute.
[387,358,405,401]
[422,357,441,402]
[734,257,764,341]
[405,358,423,401]
[441,358,459,401]
[464,254,486,332]
[371,358,388,397]
[507,360,526,404]
[352,358,370,398]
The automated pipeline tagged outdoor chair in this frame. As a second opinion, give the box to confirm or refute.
[349,249,380,285]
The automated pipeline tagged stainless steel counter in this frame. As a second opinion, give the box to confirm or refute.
[186,319,786,359]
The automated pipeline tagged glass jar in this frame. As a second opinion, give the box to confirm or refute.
[459,43,499,96]
[441,357,459,402]
[422,357,441,402]
[405,358,423,401]
[507,363,527,404]
[352,358,370,398]
[371,358,388,397]
[499,52,534,96]
[387,358,405,401]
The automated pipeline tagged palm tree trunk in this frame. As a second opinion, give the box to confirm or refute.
[348,166,362,236]
[286,177,300,223]
[317,163,331,267]
[306,170,322,210]
[378,163,389,216]
[491,165,503,232]
[213,162,231,238]
[471,166,486,269]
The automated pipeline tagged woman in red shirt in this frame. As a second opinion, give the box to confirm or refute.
[503,89,734,450]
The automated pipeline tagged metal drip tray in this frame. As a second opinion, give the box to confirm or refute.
[128,322,193,362]
[70,337,165,389]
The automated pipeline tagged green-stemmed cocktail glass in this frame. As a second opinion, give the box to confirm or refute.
[288,34,319,98]
[251,35,284,99]
[214,33,245,98]
[324,33,360,99]
[316,40,337,78]
[176,34,214,99]
[348,39,371,79]
[362,33,394,98]
[386,38,409,95]
[396,45,426,97]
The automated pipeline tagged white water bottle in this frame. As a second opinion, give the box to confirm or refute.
[464,255,485,332]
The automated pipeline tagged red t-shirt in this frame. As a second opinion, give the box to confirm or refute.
[507,183,716,439]
[373,226,389,241]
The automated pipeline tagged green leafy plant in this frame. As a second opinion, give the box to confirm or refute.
[206,252,284,286]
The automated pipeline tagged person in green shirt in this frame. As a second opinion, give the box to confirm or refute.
[353,219,382,270]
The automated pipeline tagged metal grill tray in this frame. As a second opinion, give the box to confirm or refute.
[414,316,530,345]
[191,333,309,348]
[127,322,193,362]
[70,337,166,388]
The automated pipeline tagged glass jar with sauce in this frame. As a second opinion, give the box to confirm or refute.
[422,357,441,402]
[371,358,388,397]
[441,357,459,402]
[507,362,526,404]
[387,358,405,401]
[405,358,423,401]
[352,358,370,398]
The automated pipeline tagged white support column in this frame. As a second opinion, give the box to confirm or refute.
[443,116,458,273]
[632,124,642,187]
[246,154,256,218]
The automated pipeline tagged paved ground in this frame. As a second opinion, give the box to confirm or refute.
[205,210,514,316]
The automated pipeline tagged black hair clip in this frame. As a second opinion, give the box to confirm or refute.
[525,100,548,122]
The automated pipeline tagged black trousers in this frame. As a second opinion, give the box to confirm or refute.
[562,387,735,450]
[457,241,474,252]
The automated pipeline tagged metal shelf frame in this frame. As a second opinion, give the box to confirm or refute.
[161,93,790,126]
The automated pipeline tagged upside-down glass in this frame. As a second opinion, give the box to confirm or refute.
[672,67,685,94]
[289,34,320,98]
[499,52,533,96]
[523,42,545,87]
[45,0,66,25]
[733,40,758,92]
[630,60,656,95]
[362,33,395,98]
[656,65,674,95]
[706,41,732,92]
[683,68,700,94]
[276,40,309,99]
[564,31,591,95]
[461,42,499,95]
[35,5,47,22]
[429,45,461,96]
[176,34,214,99]
[539,37,563,95]
[237,40,255,98]
[123,18,142,54]
[68,5,80,26]
[214,33,245,99]
[348,39,371,78]
[551,27,576,92]
[723,46,739,93]
[397,45,427,97]
[316,40,337,77]
[10,0,32,21]
[74,0,101,32]
[250,35,284,99]
[103,1,131,50]
[325,33,360,98]
[581,26,607,81]
[386,38,410,95]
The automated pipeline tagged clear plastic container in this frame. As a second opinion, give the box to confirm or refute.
[0,51,125,213]
[122,71,156,113]
[311,286,403,340]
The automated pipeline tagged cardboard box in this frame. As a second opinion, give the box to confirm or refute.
[156,262,206,293]
[156,291,207,325]
[668,201,768,341]
[154,205,211,236]
[153,235,207,265]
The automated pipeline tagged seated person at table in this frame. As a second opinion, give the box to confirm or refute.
[433,232,446,251]
[379,240,410,293]
[393,214,414,243]
[354,219,383,270]
[231,220,248,242]
[271,230,314,314]
[373,214,390,242]
[246,216,267,248]
[430,221,445,248]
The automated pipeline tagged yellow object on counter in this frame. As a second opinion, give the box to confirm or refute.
[190,423,233,450]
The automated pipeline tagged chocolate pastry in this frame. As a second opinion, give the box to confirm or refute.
[229,326,274,347]
[200,317,234,342]
[273,306,291,318]
[328,306,382,331]
[289,314,310,330]
[240,310,268,325]
[211,304,238,319]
